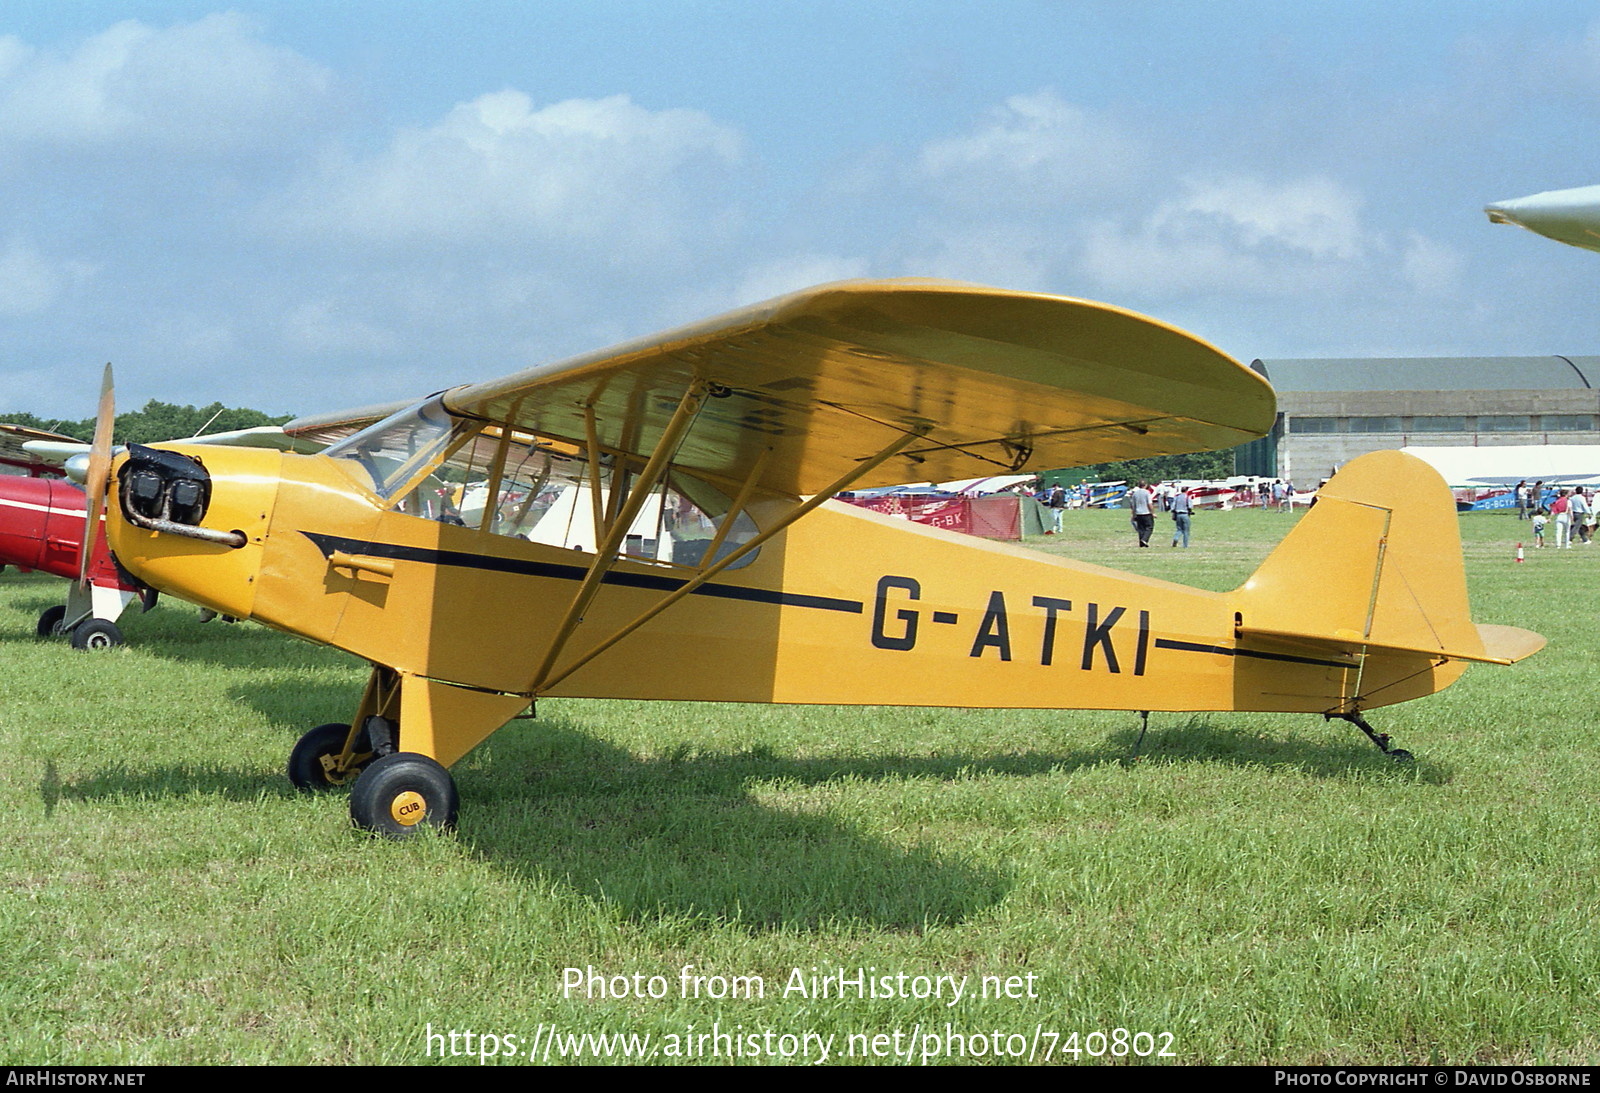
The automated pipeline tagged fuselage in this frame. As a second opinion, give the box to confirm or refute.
[103,442,1461,726]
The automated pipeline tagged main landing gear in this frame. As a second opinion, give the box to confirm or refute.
[35,606,125,650]
[287,717,459,837]
[1326,710,1414,764]
[348,753,458,838]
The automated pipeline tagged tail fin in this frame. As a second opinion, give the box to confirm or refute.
[1236,451,1543,667]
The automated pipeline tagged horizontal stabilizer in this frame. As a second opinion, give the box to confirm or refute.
[1238,623,1544,666]
[1474,624,1546,665]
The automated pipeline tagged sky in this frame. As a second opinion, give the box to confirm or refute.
[1,1,1598,422]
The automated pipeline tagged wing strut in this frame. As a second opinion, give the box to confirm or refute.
[531,421,933,696]
[529,382,712,693]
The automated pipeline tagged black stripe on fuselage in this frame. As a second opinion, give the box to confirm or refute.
[302,531,864,614]
[1153,637,1354,671]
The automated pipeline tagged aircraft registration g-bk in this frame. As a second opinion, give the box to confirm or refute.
[90,280,1541,836]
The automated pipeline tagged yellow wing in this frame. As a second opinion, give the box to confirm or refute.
[441,279,1275,497]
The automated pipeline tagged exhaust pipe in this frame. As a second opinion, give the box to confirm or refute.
[118,445,246,548]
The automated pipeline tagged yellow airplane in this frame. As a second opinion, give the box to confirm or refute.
[91,280,1542,836]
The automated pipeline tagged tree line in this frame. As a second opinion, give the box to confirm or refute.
[3,401,294,445]
[1040,449,1237,488]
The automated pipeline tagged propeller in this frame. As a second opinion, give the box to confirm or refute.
[77,363,114,588]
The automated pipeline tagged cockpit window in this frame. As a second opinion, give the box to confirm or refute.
[324,397,759,567]
[324,397,475,504]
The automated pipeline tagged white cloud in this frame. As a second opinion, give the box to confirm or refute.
[272,90,743,254]
[0,239,94,316]
[885,91,1152,290]
[0,14,331,153]
[1079,175,1379,297]
[1168,177,1369,262]
[916,89,1146,208]
[898,223,1058,290]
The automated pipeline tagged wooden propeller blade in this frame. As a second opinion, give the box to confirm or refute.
[78,363,114,588]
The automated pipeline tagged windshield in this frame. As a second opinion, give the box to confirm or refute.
[324,396,473,503]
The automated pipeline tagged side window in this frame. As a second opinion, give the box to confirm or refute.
[332,402,760,567]
[505,463,759,570]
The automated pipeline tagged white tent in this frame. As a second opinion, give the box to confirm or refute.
[1399,445,1600,487]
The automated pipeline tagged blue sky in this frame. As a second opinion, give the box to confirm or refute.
[2,2,1598,420]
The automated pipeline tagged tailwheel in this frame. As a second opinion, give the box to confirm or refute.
[348,752,458,838]
[36,606,66,638]
[69,619,123,650]
[287,722,371,791]
[1326,710,1414,762]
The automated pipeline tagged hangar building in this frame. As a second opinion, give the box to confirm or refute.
[1235,356,1600,484]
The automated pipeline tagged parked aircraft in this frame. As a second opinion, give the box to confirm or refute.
[1486,184,1600,252]
[79,280,1540,835]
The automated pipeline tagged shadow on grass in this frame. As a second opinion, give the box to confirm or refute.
[1107,715,1452,785]
[448,719,1023,931]
[51,709,1444,934]
[52,716,1021,932]
[42,651,1444,932]
[54,762,286,803]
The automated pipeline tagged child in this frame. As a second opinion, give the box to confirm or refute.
[1532,508,1548,548]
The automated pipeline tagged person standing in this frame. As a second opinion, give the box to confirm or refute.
[1169,487,1194,548]
[1573,488,1592,544]
[1552,489,1572,548]
[1044,483,1066,534]
[1515,479,1529,520]
[1128,481,1155,548]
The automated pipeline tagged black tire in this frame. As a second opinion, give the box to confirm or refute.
[349,752,458,838]
[288,722,368,791]
[1388,749,1415,764]
[36,605,66,639]
[69,619,123,650]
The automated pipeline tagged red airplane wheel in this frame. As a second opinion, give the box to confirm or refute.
[36,606,66,639]
[69,619,123,650]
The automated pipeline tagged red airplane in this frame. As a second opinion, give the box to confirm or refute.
[0,472,151,647]
[0,423,152,647]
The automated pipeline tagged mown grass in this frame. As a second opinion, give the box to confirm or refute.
[0,506,1593,1065]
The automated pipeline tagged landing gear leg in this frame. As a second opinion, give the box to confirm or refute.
[1130,710,1151,761]
[1326,710,1414,763]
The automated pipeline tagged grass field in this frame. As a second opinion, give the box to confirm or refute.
[0,505,1593,1066]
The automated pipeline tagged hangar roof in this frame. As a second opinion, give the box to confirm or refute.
[1251,356,1599,392]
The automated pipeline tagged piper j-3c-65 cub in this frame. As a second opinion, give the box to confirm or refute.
[93,280,1543,836]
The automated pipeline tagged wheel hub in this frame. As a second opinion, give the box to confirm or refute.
[390,790,428,826]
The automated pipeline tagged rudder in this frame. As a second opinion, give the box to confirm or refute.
[1236,451,1493,663]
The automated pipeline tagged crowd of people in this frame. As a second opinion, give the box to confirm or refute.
[1515,479,1597,548]
[1035,478,1267,548]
